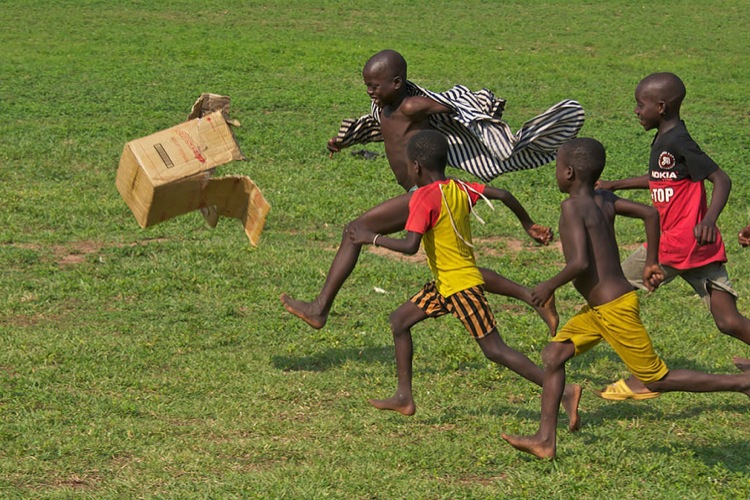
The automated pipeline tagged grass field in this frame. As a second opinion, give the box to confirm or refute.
[2,1,750,497]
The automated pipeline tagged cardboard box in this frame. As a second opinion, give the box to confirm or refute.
[116,110,270,245]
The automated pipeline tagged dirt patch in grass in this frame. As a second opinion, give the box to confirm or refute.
[368,245,427,263]
[4,238,170,266]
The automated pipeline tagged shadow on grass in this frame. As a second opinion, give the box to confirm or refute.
[271,346,393,372]
[687,439,750,473]
[419,404,545,427]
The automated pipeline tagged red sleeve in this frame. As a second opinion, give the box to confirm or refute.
[464,182,486,206]
[405,184,443,235]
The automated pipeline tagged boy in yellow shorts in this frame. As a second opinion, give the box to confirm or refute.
[349,130,582,423]
[501,137,750,459]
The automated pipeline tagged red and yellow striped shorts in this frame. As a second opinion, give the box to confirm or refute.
[410,282,496,339]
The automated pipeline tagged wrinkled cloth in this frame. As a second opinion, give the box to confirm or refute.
[334,81,585,182]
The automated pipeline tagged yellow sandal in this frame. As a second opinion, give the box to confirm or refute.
[596,378,660,401]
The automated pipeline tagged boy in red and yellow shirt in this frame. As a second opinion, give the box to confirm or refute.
[349,130,582,423]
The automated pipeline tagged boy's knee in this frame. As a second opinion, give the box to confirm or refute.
[478,335,506,361]
[713,314,735,335]
[541,342,572,369]
[344,216,370,235]
[710,305,746,336]
[342,219,364,242]
[389,309,407,334]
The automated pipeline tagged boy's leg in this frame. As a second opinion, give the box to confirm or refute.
[708,287,750,346]
[643,364,750,395]
[502,341,577,459]
[734,357,750,371]
[618,269,750,395]
[369,301,428,416]
[479,268,559,335]
[476,329,545,384]
[281,193,412,328]
[476,330,581,431]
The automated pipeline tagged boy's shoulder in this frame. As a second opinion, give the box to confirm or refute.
[594,188,619,205]
[561,192,600,216]
[411,180,444,203]
[655,120,693,146]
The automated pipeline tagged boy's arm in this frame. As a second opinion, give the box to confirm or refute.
[530,201,588,306]
[328,115,384,156]
[596,174,650,191]
[611,194,663,291]
[696,168,731,245]
[400,95,453,119]
[348,225,422,255]
[481,186,553,245]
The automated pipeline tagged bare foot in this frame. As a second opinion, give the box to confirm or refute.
[534,294,559,336]
[501,433,555,459]
[280,293,327,329]
[562,384,582,432]
[368,395,416,416]
[733,356,750,373]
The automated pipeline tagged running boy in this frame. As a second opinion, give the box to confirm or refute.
[596,72,750,399]
[501,138,750,459]
[281,49,584,331]
[349,130,582,421]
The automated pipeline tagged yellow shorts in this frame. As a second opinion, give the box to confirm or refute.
[553,291,669,384]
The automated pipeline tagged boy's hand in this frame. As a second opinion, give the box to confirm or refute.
[694,221,719,245]
[595,179,615,191]
[642,264,664,291]
[327,138,342,158]
[530,281,554,307]
[527,224,553,245]
[739,225,750,247]
[347,225,377,246]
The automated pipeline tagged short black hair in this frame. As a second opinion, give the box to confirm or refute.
[406,130,448,172]
[638,72,686,109]
[559,138,606,182]
[364,50,407,80]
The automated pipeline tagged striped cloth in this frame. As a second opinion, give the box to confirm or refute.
[334,81,585,182]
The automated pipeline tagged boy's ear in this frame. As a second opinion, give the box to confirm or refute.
[564,165,575,180]
[393,75,404,89]
[657,100,667,116]
[411,159,423,178]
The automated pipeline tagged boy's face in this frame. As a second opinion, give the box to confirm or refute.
[362,67,400,107]
[634,83,662,131]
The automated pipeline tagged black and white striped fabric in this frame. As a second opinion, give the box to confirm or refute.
[335,81,585,182]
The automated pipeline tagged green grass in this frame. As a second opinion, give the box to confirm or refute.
[2,0,750,497]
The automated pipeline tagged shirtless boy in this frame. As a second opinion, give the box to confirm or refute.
[281,50,584,333]
[501,138,750,459]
